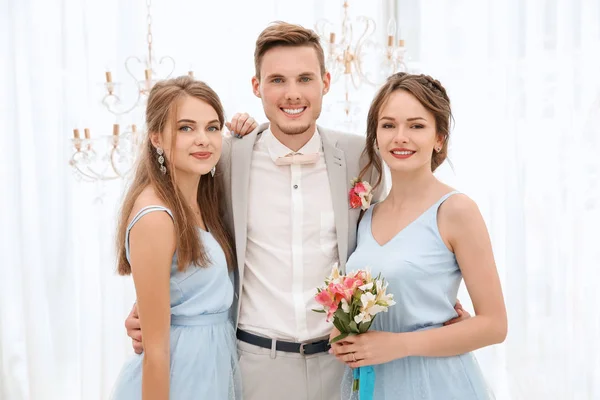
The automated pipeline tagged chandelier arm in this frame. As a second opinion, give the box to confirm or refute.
[349,67,362,89]
[100,56,146,116]
[146,0,153,69]
[353,17,379,86]
[159,56,176,79]
[69,155,98,181]
[125,56,145,86]
[102,89,143,116]
[109,147,128,178]
[314,18,331,38]
[86,162,121,180]
[70,159,120,181]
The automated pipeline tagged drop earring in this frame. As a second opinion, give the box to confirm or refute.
[156,147,166,174]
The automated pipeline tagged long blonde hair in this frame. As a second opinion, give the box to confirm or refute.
[116,76,234,275]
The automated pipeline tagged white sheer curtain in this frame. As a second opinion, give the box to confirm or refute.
[0,0,391,399]
[390,0,600,399]
[2,0,599,399]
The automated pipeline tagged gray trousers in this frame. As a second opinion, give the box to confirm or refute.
[237,339,345,400]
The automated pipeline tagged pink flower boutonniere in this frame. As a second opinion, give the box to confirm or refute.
[349,178,373,210]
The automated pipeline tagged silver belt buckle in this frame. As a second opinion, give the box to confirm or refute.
[299,343,306,355]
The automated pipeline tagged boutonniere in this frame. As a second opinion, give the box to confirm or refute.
[349,178,373,210]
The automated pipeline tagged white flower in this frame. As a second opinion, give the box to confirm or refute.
[356,282,395,317]
[359,182,373,209]
[377,293,396,308]
[373,279,396,307]
[360,195,371,209]
[360,292,377,309]
[354,311,373,324]
[341,298,350,313]
[359,282,374,291]
[327,263,342,284]
[366,304,388,316]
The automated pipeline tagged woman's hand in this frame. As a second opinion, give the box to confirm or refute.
[330,331,408,369]
[328,326,347,364]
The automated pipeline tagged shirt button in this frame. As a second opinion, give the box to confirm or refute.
[293,184,298,189]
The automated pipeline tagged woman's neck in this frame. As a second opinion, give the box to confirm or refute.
[173,172,201,210]
[386,166,438,210]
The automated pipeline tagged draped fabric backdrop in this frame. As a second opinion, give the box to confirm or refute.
[1,0,598,399]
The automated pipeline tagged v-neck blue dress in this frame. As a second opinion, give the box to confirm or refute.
[341,192,494,399]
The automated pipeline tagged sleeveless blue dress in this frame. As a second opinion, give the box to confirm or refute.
[341,192,494,399]
[111,206,241,399]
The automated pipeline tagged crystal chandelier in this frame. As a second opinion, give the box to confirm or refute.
[315,0,408,119]
[69,0,188,182]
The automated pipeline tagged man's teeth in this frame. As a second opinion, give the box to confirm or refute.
[282,108,305,115]
[392,151,414,155]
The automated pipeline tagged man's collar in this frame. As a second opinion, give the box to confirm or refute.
[260,128,322,163]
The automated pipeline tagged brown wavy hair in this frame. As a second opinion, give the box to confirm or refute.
[359,72,453,189]
[254,21,326,79]
[116,75,235,275]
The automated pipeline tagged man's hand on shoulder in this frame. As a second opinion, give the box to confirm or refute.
[444,299,472,325]
[225,112,258,138]
[125,303,144,354]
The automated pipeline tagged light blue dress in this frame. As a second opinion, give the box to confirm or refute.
[341,192,494,400]
[111,206,241,399]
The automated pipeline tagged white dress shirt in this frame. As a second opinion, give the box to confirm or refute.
[237,128,339,342]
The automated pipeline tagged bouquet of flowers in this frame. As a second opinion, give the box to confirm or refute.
[313,264,396,396]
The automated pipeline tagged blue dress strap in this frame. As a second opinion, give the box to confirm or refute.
[435,190,461,208]
[125,205,174,263]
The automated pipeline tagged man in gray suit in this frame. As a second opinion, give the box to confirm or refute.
[126,21,468,400]
[220,21,385,400]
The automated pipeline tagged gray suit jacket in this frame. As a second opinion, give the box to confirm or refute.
[218,123,385,325]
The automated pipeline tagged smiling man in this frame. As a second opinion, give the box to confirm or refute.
[221,22,386,400]
[126,21,470,400]
[126,22,376,400]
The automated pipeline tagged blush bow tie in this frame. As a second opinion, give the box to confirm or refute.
[275,152,319,166]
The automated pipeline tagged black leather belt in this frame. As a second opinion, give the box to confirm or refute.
[236,329,331,355]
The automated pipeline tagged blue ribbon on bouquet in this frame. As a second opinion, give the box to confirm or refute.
[353,366,375,399]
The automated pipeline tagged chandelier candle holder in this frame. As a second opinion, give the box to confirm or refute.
[69,0,187,182]
[69,123,141,182]
[316,0,408,118]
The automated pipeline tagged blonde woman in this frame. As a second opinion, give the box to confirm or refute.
[111,76,255,399]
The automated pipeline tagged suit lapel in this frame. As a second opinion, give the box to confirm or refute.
[319,126,349,272]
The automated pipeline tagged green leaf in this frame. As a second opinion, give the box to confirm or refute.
[358,321,371,333]
[348,321,360,334]
[312,309,326,313]
[334,308,351,326]
[330,332,349,344]
[332,317,347,334]
[351,300,360,315]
